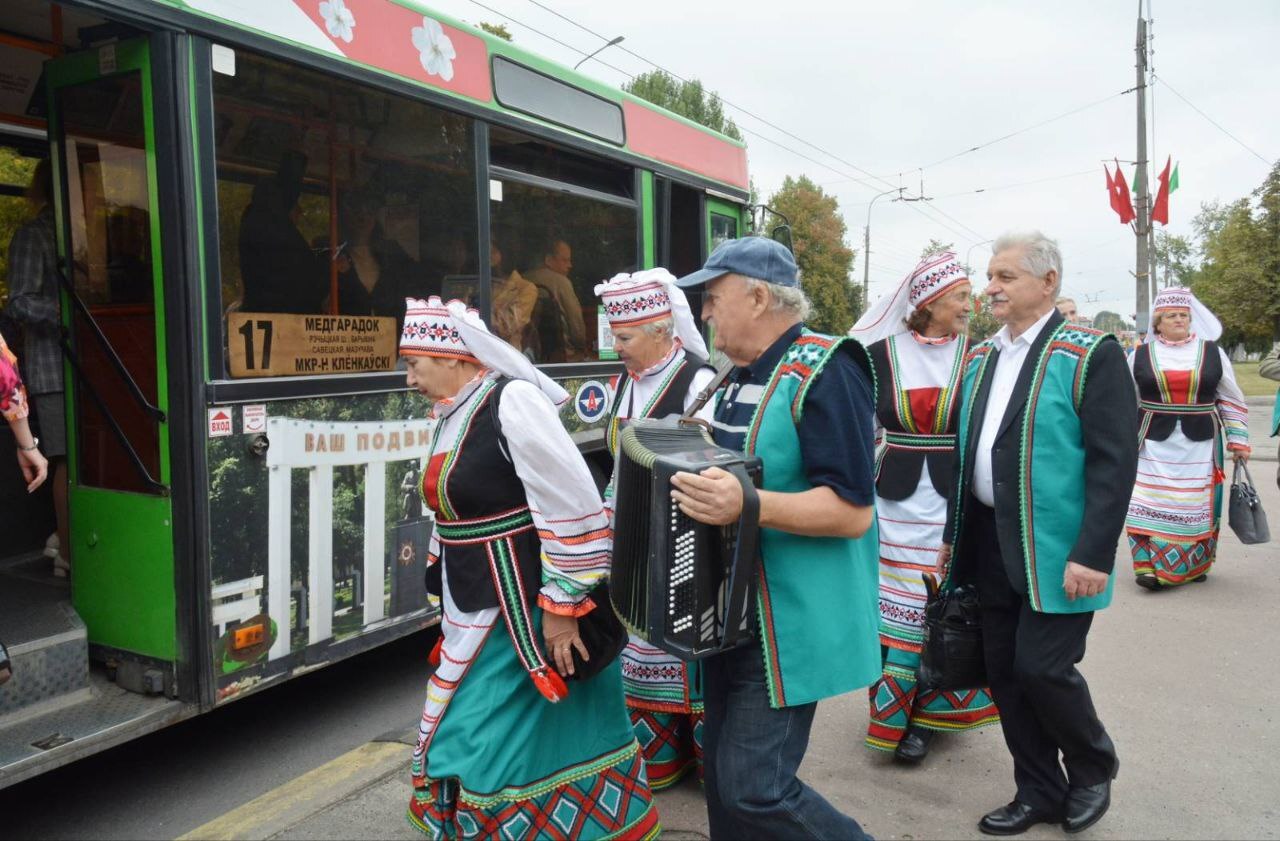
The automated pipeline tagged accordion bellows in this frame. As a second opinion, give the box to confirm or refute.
[610,419,762,660]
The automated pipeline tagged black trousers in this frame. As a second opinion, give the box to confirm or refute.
[968,500,1117,812]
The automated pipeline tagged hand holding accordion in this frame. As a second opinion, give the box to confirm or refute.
[609,419,763,661]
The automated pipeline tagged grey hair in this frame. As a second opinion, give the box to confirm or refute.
[743,277,811,322]
[993,230,1063,296]
[639,316,674,339]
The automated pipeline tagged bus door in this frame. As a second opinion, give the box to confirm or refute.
[701,196,742,361]
[706,196,742,253]
[46,39,179,682]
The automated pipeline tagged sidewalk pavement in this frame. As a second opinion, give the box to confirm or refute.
[1247,396,1276,460]
[185,477,1280,841]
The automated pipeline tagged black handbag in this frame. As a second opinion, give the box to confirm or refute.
[564,581,627,681]
[917,572,987,693]
[1228,461,1271,545]
[488,377,627,682]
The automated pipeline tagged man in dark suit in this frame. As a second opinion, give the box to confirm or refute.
[940,231,1138,836]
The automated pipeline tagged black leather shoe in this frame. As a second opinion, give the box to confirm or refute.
[1063,758,1119,834]
[894,726,934,764]
[978,801,1061,836]
[1135,574,1161,591]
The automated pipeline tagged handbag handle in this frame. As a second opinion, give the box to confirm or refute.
[1233,459,1256,490]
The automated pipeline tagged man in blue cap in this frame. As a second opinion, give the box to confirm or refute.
[669,236,881,839]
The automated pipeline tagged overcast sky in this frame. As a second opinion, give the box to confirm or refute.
[429,0,1278,319]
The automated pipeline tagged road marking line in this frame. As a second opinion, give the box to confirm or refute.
[178,740,408,841]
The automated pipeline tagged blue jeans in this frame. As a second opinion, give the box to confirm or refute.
[702,641,871,840]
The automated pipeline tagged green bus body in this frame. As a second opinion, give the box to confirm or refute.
[0,0,747,787]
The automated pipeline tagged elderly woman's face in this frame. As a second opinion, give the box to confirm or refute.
[924,282,973,336]
[613,324,672,374]
[1156,307,1192,340]
[403,355,462,401]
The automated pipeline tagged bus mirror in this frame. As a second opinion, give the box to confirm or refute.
[770,225,794,255]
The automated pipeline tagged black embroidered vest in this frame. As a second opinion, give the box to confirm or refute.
[1132,340,1221,442]
[423,380,543,613]
[868,337,965,501]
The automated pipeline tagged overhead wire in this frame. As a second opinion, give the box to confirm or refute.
[1156,76,1272,166]
[467,0,903,200]
[507,0,989,244]
[874,89,1136,179]
[927,168,1098,201]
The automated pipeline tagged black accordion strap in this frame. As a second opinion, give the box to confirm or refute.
[720,462,762,649]
[682,358,736,421]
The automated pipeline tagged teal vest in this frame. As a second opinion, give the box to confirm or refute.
[1271,388,1279,436]
[745,331,881,708]
[954,323,1116,614]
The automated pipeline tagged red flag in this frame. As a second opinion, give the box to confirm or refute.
[1105,165,1123,220]
[1112,159,1136,224]
[1151,155,1172,225]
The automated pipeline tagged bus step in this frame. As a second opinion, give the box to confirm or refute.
[0,570,91,723]
[0,667,184,790]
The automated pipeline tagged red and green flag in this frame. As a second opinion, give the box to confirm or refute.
[1152,156,1176,225]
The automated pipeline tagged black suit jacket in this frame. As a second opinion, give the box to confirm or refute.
[945,310,1139,591]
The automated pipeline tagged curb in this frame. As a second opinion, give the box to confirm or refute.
[177,739,411,841]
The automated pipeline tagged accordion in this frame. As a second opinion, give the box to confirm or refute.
[610,419,763,660]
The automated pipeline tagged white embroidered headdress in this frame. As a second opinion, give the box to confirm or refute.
[594,268,709,358]
[1146,286,1221,342]
[400,296,569,404]
[849,251,970,346]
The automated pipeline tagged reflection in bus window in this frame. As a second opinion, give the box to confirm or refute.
[0,147,41,308]
[710,212,737,251]
[489,129,637,363]
[212,50,477,376]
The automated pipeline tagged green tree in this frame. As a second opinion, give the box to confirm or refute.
[919,238,953,261]
[1153,231,1197,289]
[764,175,858,333]
[967,296,1000,342]
[622,70,742,141]
[477,21,513,41]
[1185,162,1280,344]
[1093,310,1132,333]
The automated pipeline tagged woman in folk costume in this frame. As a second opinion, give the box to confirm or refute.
[400,297,659,839]
[1126,287,1250,590]
[595,269,715,790]
[849,252,999,763]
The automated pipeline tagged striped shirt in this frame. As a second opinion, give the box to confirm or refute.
[5,207,62,395]
[711,324,876,506]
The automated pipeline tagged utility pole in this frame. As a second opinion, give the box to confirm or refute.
[862,187,904,309]
[1134,6,1152,337]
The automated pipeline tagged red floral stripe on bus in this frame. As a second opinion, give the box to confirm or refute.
[294,0,492,102]
[623,101,749,189]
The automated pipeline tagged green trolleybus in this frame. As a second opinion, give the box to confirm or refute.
[0,0,748,787]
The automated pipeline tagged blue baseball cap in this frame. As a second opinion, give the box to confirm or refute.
[675,236,799,289]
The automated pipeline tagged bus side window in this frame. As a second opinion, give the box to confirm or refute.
[211,49,478,377]
[489,128,638,364]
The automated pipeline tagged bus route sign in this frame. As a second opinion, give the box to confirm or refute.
[227,312,398,378]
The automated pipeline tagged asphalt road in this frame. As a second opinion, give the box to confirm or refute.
[4,469,1279,840]
[0,627,439,840]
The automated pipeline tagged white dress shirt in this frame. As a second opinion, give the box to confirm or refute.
[972,308,1056,507]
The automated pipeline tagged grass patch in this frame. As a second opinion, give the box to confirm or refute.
[1232,361,1279,398]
